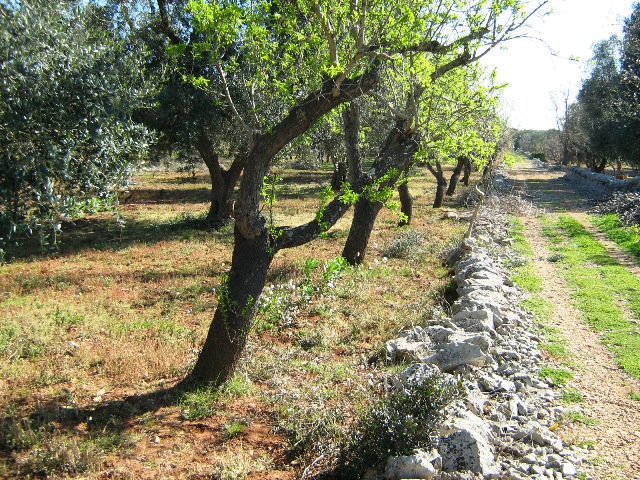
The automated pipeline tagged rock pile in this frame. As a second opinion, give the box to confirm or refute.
[379,205,588,479]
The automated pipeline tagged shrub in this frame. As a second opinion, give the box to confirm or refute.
[336,372,464,478]
[383,229,424,260]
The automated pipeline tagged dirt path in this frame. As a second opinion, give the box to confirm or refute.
[508,161,640,480]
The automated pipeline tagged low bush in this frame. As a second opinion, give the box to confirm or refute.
[336,372,464,478]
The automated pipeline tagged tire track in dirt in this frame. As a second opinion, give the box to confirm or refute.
[508,161,640,480]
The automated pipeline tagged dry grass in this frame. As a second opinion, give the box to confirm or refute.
[0,163,476,478]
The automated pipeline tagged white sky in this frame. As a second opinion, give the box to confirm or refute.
[482,0,637,131]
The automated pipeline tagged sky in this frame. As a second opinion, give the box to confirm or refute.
[482,0,637,131]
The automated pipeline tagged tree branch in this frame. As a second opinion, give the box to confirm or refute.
[157,0,183,45]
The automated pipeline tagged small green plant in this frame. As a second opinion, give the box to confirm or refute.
[336,373,464,478]
[178,385,219,420]
[382,229,424,260]
[222,421,245,440]
[538,367,574,386]
[222,374,253,398]
[578,440,596,449]
[561,388,584,403]
[51,308,84,327]
[564,411,599,426]
[629,391,640,401]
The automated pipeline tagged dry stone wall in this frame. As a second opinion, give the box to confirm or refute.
[377,193,588,480]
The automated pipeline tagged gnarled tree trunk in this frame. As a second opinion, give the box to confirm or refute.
[196,135,243,228]
[190,71,380,385]
[426,161,447,208]
[446,156,466,196]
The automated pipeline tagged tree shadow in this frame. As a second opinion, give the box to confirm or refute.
[6,213,234,262]
[0,377,208,464]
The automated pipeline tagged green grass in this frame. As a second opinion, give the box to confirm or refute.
[539,367,574,386]
[542,215,640,378]
[510,218,572,362]
[591,213,640,260]
[561,387,584,403]
[630,391,640,402]
[564,411,599,426]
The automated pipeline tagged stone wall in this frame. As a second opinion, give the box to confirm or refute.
[564,166,640,199]
[378,195,586,480]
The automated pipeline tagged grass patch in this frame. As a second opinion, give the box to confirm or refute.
[629,391,640,402]
[591,213,640,260]
[561,388,584,403]
[564,411,600,426]
[539,367,574,386]
[511,264,543,293]
[542,215,640,378]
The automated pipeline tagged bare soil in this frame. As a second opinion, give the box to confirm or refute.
[509,160,640,480]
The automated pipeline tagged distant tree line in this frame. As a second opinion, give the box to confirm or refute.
[515,4,640,172]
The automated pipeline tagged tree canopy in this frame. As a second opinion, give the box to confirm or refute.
[0,0,152,257]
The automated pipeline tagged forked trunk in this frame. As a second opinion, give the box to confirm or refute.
[196,137,243,228]
[342,198,384,265]
[190,226,273,383]
[446,156,466,196]
[397,182,412,226]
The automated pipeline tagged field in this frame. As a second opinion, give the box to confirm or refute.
[0,164,471,479]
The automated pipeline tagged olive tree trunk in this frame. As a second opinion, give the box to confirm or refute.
[397,182,412,226]
[461,157,472,186]
[446,156,467,196]
[426,161,448,208]
[196,136,243,227]
[190,72,379,385]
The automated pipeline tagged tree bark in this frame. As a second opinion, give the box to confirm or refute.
[446,156,466,196]
[461,158,472,186]
[331,160,347,191]
[195,136,243,227]
[426,161,447,208]
[342,197,384,265]
[397,182,412,226]
[190,226,272,383]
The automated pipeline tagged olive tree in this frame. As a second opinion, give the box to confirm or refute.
[0,0,152,258]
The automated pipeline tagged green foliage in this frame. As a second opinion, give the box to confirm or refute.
[336,374,464,478]
[0,0,152,258]
[538,367,574,386]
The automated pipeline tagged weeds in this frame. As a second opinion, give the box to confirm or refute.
[564,411,600,426]
[539,367,574,386]
[561,388,584,403]
[382,229,424,260]
[336,373,464,478]
[178,384,219,420]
